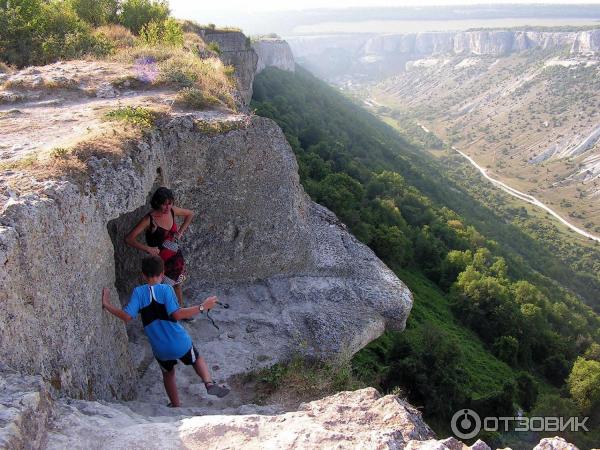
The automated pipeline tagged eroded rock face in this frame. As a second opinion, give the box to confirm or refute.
[198,30,258,106]
[253,39,296,74]
[454,31,514,56]
[572,29,600,53]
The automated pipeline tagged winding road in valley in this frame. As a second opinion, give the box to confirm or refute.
[451,144,600,243]
[412,121,600,242]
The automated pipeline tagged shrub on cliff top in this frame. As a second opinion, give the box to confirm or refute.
[0,0,113,66]
[139,18,184,47]
[119,0,169,34]
[68,0,119,27]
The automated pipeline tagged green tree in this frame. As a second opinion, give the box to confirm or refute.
[516,372,538,411]
[384,327,467,419]
[567,357,600,417]
[493,335,519,366]
[371,225,412,269]
[0,0,111,66]
[315,173,364,227]
[119,0,169,34]
[68,0,118,26]
[0,0,45,66]
[584,343,600,362]
[139,18,183,47]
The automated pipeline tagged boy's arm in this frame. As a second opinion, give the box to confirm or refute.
[171,296,217,320]
[102,288,133,323]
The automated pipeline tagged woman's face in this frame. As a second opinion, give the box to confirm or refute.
[158,199,173,214]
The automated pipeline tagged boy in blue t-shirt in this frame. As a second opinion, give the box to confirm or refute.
[102,255,229,406]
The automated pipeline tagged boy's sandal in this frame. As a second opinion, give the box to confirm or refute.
[205,381,230,398]
[166,402,179,407]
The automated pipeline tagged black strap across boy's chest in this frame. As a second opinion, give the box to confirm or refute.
[140,286,176,327]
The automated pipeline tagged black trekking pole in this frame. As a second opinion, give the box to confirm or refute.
[205,301,230,330]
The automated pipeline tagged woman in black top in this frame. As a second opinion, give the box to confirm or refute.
[126,187,194,307]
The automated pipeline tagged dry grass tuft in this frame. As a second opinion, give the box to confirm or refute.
[183,32,207,54]
[157,53,235,109]
[175,87,219,109]
[240,357,366,409]
[94,25,136,49]
[0,62,15,74]
[104,106,162,129]
[194,119,248,134]
[0,154,39,171]
[109,44,181,64]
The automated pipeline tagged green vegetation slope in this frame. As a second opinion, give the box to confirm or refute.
[252,66,600,448]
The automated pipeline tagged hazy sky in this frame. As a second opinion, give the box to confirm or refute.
[170,0,600,14]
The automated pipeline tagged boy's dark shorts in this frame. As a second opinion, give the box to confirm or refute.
[156,346,199,372]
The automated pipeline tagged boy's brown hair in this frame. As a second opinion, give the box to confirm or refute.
[141,255,164,277]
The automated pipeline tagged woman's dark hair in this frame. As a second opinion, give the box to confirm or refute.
[141,256,164,277]
[150,187,174,210]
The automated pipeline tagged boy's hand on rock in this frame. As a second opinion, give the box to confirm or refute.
[147,247,160,256]
[102,287,111,309]
[202,296,218,310]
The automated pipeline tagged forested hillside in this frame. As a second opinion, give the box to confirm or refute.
[252,67,599,448]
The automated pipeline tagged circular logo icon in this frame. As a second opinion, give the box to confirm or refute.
[451,409,481,440]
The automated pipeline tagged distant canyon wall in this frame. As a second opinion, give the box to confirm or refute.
[290,29,600,59]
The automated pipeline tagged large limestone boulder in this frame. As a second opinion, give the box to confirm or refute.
[0,61,412,402]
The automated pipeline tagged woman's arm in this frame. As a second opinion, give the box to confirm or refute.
[172,205,194,239]
[125,216,159,255]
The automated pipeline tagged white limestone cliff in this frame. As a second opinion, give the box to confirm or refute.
[253,38,296,74]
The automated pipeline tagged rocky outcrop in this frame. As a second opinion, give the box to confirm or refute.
[46,388,437,449]
[533,437,580,450]
[0,62,411,402]
[0,366,585,450]
[253,39,295,74]
[197,30,258,106]
[0,368,51,450]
